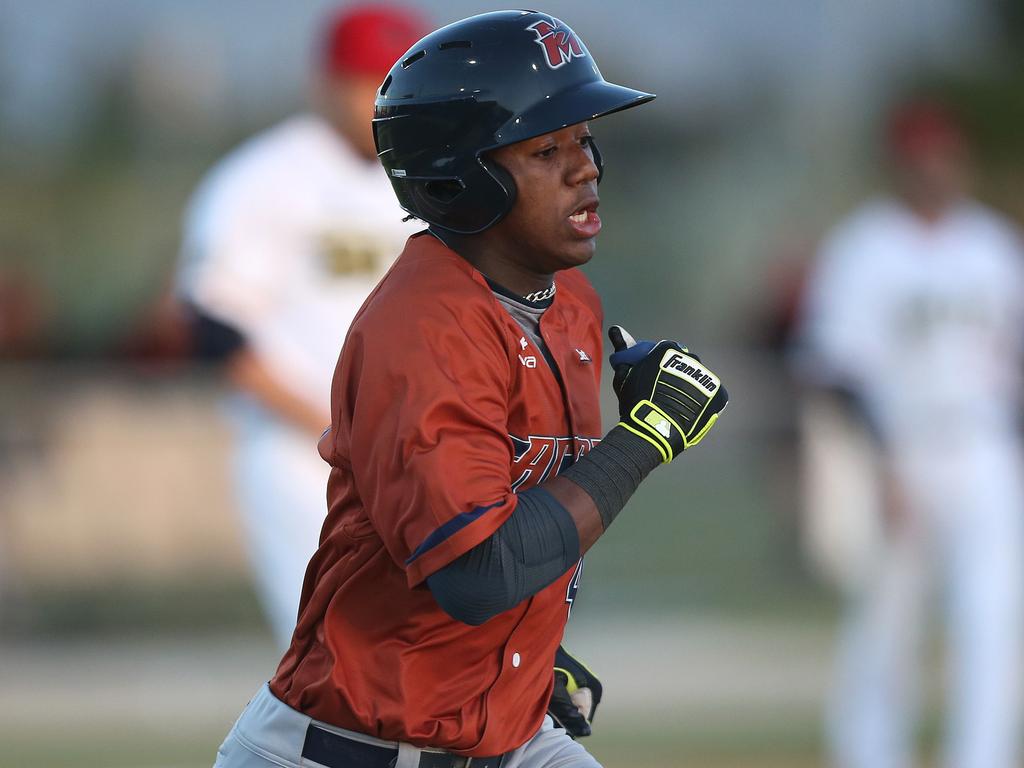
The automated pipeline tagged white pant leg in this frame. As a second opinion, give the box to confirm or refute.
[214,684,307,768]
[827,513,932,768]
[942,442,1024,768]
[233,421,329,650]
[502,717,600,768]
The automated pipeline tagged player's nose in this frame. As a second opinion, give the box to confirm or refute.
[567,142,600,186]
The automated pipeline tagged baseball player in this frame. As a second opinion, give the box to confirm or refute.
[795,101,1024,768]
[212,10,729,768]
[176,5,426,649]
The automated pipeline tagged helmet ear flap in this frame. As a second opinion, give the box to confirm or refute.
[423,179,467,204]
[478,155,518,220]
[410,157,517,235]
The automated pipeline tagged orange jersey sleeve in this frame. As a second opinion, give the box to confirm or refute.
[325,238,522,587]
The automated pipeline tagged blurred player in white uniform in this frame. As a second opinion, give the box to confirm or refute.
[177,5,425,649]
[796,102,1024,768]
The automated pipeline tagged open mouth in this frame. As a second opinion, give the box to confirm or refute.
[567,200,601,237]
[568,200,598,222]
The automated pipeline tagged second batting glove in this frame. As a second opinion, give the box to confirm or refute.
[548,645,603,738]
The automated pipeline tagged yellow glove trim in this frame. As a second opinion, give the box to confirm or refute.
[629,400,685,460]
[617,422,670,463]
[554,666,581,695]
[685,411,719,448]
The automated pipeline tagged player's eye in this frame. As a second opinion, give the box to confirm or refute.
[535,145,557,158]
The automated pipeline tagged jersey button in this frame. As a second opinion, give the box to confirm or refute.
[512,652,521,668]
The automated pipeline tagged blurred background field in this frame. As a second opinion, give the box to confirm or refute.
[2,1,1023,766]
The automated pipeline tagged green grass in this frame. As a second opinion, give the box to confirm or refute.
[587,716,824,767]
[0,726,227,768]
[2,578,265,639]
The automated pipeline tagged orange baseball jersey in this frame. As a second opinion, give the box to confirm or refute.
[270,232,604,756]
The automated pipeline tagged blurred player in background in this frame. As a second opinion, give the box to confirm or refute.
[795,100,1024,768]
[176,4,425,649]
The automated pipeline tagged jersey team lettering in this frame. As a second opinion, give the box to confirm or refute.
[660,350,719,393]
[511,433,601,492]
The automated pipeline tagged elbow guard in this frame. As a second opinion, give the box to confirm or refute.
[426,487,580,625]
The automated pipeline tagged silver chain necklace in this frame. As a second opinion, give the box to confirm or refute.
[522,284,556,303]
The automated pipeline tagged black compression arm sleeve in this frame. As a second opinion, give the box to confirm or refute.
[426,487,580,626]
[426,428,661,625]
[560,425,662,530]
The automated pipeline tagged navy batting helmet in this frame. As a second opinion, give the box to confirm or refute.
[373,10,655,234]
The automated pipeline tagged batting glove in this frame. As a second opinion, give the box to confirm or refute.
[609,325,728,462]
[548,645,602,738]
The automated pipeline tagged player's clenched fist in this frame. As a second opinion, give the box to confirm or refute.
[608,325,728,462]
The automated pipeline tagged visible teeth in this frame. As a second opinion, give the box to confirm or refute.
[569,211,587,224]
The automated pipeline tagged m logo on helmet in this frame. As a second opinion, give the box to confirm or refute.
[527,17,585,69]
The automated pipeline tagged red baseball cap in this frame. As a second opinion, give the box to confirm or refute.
[320,4,428,78]
[886,100,966,160]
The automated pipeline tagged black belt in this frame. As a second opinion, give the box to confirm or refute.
[302,724,508,768]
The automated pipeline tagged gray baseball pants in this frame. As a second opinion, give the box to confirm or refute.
[214,684,601,768]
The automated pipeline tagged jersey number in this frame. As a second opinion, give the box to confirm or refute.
[565,558,583,618]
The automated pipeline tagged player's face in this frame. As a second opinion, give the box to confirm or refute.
[895,140,970,214]
[318,73,383,161]
[487,122,601,272]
